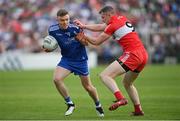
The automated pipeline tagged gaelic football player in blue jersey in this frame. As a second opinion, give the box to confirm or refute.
[43,9,104,117]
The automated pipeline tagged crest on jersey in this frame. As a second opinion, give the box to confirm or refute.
[65,32,70,36]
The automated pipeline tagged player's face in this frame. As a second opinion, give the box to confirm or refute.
[100,13,111,24]
[57,14,70,29]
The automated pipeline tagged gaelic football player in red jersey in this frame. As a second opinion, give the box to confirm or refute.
[74,6,148,116]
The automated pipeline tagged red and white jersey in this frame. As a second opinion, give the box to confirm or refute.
[104,15,145,52]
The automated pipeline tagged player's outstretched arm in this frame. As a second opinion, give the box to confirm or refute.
[76,32,111,46]
[74,19,106,32]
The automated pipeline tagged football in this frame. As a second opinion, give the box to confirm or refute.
[43,35,58,51]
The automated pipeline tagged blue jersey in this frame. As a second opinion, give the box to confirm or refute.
[48,23,88,61]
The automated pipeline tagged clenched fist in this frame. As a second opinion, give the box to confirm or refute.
[75,32,88,46]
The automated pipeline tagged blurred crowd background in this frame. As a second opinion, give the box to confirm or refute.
[0,0,180,64]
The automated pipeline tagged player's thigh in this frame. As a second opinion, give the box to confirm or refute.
[101,60,126,78]
[53,66,71,81]
[122,71,139,85]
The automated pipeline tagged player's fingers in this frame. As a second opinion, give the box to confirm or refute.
[44,49,51,52]
[76,32,86,42]
[73,19,80,25]
[79,32,84,35]
[73,19,84,28]
[78,33,85,39]
[41,45,46,51]
[77,32,84,37]
[42,46,51,52]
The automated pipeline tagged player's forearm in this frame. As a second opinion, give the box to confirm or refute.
[85,32,109,45]
[84,24,106,32]
[86,36,102,45]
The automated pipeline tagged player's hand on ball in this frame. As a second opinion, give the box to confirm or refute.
[42,45,52,52]
[75,32,88,46]
[42,35,58,52]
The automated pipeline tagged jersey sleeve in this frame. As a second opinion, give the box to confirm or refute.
[48,24,59,36]
[48,27,53,36]
[104,23,116,35]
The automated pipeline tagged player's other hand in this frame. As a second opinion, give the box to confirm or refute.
[42,45,52,52]
[73,19,85,29]
[75,32,88,46]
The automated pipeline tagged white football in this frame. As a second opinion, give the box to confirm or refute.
[43,35,58,51]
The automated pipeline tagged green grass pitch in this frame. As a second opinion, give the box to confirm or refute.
[0,65,180,120]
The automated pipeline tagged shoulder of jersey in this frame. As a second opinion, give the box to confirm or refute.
[117,15,126,20]
[49,24,60,32]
